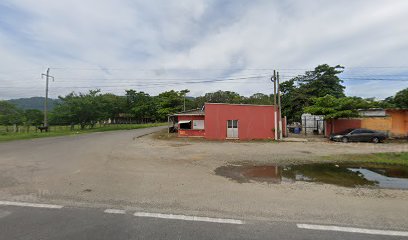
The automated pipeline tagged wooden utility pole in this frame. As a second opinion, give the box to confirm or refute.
[42,68,54,128]
[273,70,277,106]
[277,72,283,140]
[272,70,278,140]
[180,89,190,112]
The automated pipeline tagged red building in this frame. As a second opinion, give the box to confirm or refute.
[169,103,285,140]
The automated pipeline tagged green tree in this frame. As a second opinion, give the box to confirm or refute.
[193,90,245,107]
[206,90,244,103]
[244,93,273,105]
[281,64,346,122]
[98,93,127,121]
[125,90,156,121]
[304,95,378,133]
[192,95,207,108]
[155,90,184,120]
[392,87,408,108]
[379,87,408,108]
[52,90,105,129]
[380,96,397,108]
[296,64,345,98]
[0,101,23,126]
[23,109,43,126]
[304,95,360,119]
[280,79,309,122]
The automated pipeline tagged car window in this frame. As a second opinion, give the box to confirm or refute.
[337,129,354,134]
[351,129,362,134]
[358,129,375,133]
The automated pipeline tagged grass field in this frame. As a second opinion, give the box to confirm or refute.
[0,123,166,142]
[325,152,408,166]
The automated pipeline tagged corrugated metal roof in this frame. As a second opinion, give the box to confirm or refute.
[170,108,205,116]
[205,103,276,107]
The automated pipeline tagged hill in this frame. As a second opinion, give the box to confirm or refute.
[8,97,60,111]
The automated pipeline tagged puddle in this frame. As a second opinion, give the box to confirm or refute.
[214,163,408,189]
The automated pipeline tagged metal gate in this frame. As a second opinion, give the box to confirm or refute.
[227,120,239,138]
[301,114,325,135]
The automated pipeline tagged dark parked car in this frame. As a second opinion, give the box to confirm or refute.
[329,128,387,143]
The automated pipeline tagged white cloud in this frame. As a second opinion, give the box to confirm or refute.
[0,0,407,99]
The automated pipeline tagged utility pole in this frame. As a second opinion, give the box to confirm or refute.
[271,70,278,140]
[180,89,189,112]
[42,68,54,128]
[277,72,283,140]
[183,95,186,112]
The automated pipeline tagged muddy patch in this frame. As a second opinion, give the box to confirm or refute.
[215,163,408,189]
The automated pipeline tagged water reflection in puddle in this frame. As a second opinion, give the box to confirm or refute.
[214,163,408,189]
[349,168,408,189]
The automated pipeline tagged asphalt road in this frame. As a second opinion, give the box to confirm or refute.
[0,126,407,238]
[0,205,405,240]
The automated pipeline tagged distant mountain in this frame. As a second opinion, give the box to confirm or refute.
[8,97,60,111]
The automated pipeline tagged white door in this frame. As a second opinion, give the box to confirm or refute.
[227,120,239,138]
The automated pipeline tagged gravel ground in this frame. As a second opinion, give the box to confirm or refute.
[0,127,407,230]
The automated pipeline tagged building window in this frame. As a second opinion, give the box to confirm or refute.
[193,120,204,130]
[179,120,192,129]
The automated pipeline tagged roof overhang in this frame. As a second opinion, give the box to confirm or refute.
[173,113,205,116]
[178,120,192,124]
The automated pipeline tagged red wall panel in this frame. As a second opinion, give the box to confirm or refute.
[177,115,205,137]
[204,103,276,140]
[325,119,362,137]
[178,129,205,137]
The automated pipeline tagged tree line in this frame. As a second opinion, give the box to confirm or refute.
[1,64,407,130]
[290,65,408,120]
[0,101,43,131]
[0,88,276,130]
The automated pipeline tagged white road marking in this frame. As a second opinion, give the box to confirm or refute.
[297,224,408,237]
[134,212,244,225]
[0,201,63,209]
[104,209,126,214]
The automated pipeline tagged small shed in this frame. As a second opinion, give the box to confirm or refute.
[168,108,205,137]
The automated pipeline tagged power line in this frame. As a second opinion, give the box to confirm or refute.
[342,78,408,81]
[0,75,267,88]
[3,74,408,85]
[0,75,270,88]
[1,65,408,75]
[54,74,270,81]
[2,77,408,89]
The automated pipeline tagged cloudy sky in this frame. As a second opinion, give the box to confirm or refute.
[0,0,407,100]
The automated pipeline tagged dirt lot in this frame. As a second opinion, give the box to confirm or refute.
[0,127,407,229]
[150,131,408,172]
